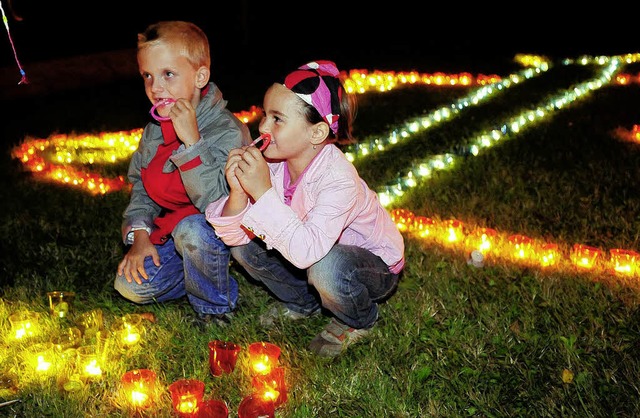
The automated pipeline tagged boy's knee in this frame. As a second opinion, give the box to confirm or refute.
[114,276,148,304]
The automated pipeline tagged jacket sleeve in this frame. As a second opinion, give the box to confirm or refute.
[205,196,254,246]
[170,110,251,211]
[121,130,161,243]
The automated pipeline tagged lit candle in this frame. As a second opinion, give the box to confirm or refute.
[412,216,436,238]
[77,345,102,379]
[248,342,281,375]
[115,314,143,348]
[168,379,205,416]
[609,248,639,275]
[389,208,414,232]
[507,234,533,262]
[537,243,559,267]
[468,227,497,254]
[251,367,287,407]
[440,219,464,245]
[8,311,40,340]
[121,369,156,409]
[570,244,601,270]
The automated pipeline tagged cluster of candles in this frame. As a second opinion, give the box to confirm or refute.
[119,341,285,417]
[390,208,640,277]
[3,293,286,417]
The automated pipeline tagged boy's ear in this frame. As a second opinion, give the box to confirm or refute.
[195,66,210,88]
[310,122,330,145]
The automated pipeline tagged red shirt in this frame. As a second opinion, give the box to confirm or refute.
[141,121,199,244]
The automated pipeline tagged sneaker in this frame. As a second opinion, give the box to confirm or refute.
[259,304,320,328]
[308,318,373,357]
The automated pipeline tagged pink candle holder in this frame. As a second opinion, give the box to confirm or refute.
[208,340,241,377]
[251,367,287,407]
[237,393,275,418]
[196,399,229,418]
[168,378,205,416]
[248,342,281,375]
[121,368,156,409]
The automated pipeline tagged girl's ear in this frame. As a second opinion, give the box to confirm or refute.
[195,66,210,89]
[310,122,330,146]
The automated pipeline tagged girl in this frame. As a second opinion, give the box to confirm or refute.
[206,60,404,357]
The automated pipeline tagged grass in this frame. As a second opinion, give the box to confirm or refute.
[1,54,640,417]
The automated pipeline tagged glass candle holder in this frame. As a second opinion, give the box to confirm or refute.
[50,327,82,351]
[508,234,534,262]
[440,219,464,245]
[248,342,281,375]
[113,314,143,348]
[121,368,156,409]
[27,342,57,375]
[237,393,275,418]
[196,399,228,418]
[609,248,640,275]
[208,340,241,377]
[251,367,287,407]
[77,345,103,379]
[168,378,205,416]
[8,310,40,340]
[412,216,436,238]
[570,244,601,270]
[76,309,104,339]
[47,291,75,318]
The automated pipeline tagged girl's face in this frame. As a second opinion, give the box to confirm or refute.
[137,41,203,118]
[259,83,316,160]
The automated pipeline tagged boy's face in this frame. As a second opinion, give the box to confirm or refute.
[137,41,207,118]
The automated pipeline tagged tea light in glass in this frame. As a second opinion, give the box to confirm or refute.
[538,243,559,267]
[50,327,82,351]
[9,311,40,340]
[197,399,229,418]
[76,309,104,339]
[412,216,436,238]
[609,248,639,275]
[168,378,205,416]
[121,368,156,409]
[208,340,241,376]
[248,342,281,375]
[237,393,275,418]
[508,234,534,262]
[47,291,75,318]
[440,219,464,245]
[570,244,601,270]
[114,314,143,347]
[251,367,287,407]
[28,342,56,375]
[77,345,102,379]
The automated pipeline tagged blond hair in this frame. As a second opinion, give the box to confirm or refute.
[137,21,210,69]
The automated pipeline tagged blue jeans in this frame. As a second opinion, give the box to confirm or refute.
[114,214,237,315]
[231,240,399,329]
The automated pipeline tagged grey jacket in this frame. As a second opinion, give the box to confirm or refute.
[121,82,251,244]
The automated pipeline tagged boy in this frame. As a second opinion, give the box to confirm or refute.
[114,21,251,326]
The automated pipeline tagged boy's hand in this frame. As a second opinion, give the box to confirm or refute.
[117,232,160,285]
[169,98,200,147]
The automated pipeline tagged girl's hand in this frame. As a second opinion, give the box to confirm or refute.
[116,233,160,285]
[234,146,272,201]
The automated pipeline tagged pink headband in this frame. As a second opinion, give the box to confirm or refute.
[283,60,342,135]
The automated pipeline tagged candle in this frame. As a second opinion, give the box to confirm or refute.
[248,342,281,375]
[412,216,436,238]
[47,291,75,318]
[77,345,102,379]
[440,219,464,245]
[251,367,287,407]
[538,243,559,267]
[121,369,156,409]
[570,244,601,270]
[168,379,205,416]
[76,309,104,339]
[50,327,82,351]
[196,399,229,418]
[114,314,143,348]
[237,393,275,418]
[208,340,241,376]
[507,234,534,262]
[8,311,40,340]
[609,248,639,275]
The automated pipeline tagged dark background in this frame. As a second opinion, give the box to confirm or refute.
[0,1,637,145]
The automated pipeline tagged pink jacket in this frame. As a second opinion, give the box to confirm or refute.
[205,144,405,274]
